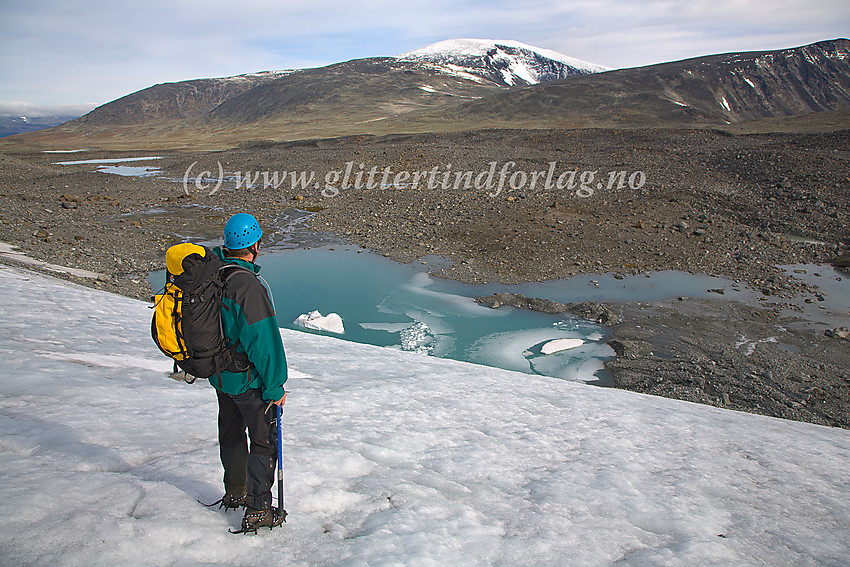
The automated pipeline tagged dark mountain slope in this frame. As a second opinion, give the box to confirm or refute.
[207,57,502,124]
[76,71,290,126]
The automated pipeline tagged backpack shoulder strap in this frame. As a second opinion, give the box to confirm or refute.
[215,263,257,371]
[218,263,256,284]
[218,263,275,313]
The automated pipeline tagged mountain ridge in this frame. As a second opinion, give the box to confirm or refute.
[3,38,848,151]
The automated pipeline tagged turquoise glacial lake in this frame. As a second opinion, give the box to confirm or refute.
[150,243,770,385]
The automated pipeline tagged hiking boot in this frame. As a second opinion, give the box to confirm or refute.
[238,505,285,533]
[203,491,248,510]
[220,492,249,510]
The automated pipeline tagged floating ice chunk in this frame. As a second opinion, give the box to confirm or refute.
[540,338,585,355]
[399,321,434,354]
[528,342,613,381]
[469,329,585,375]
[359,322,411,333]
[293,310,345,334]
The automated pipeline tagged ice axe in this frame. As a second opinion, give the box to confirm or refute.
[275,403,287,525]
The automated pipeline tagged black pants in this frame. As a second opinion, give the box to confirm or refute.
[216,388,278,510]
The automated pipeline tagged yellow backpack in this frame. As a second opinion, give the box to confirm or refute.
[151,243,251,383]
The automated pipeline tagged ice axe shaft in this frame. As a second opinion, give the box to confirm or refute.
[276,403,286,521]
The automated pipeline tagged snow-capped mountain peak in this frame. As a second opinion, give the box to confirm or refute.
[399,38,610,86]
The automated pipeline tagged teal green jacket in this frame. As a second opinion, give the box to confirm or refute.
[212,247,287,401]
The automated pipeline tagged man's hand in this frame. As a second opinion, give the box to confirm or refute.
[274,391,287,407]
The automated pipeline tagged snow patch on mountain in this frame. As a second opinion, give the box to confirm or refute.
[400,39,610,86]
[216,69,294,84]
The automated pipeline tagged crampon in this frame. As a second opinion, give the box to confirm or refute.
[200,492,249,511]
[229,506,287,535]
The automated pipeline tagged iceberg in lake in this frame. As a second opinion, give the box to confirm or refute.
[540,338,584,355]
[293,310,345,334]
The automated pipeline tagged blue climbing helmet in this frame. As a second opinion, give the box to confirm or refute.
[224,213,263,249]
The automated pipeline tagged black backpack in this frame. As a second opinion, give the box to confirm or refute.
[152,243,252,384]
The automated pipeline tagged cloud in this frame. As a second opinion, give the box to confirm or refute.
[0,101,97,118]
[462,0,849,67]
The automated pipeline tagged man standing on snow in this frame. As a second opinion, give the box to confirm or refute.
[209,212,287,532]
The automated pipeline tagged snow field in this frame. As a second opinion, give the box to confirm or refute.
[0,265,848,566]
[400,39,610,74]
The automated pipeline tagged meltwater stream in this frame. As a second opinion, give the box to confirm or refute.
[57,157,624,383]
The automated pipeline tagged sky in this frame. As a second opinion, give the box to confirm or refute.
[1,0,848,116]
